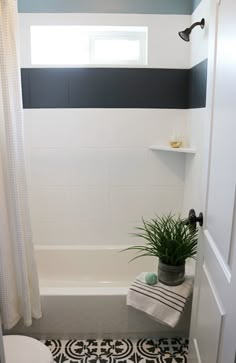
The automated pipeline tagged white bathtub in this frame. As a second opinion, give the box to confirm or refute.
[11,246,194,339]
[37,245,158,293]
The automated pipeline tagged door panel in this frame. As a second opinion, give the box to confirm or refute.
[189,0,236,361]
[206,0,236,262]
[196,268,224,363]
[207,90,236,262]
[207,166,235,262]
[204,230,230,301]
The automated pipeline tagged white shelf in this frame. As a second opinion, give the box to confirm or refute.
[149,145,196,154]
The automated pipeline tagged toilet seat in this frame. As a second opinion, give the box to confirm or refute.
[3,335,53,363]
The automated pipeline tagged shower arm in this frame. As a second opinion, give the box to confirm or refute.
[189,20,204,32]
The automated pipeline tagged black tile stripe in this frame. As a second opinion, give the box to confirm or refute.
[135,280,188,304]
[188,59,208,108]
[21,60,207,109]
[132,282,185,310]
[130,287,183,313]
[21,67,189,109]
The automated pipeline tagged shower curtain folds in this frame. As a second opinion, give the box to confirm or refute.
[0,0,41,329]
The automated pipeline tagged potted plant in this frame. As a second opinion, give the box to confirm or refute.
[123,214,198,286]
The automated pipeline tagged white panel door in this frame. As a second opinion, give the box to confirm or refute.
[189,0,236,362]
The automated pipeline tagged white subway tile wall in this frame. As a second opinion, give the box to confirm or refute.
[21,13,190,246]
[19,14,190,69]
[182,0,210,216]
[24,109,187,245]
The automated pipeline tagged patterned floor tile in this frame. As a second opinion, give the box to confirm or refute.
[43,338,188,363]
[136,338,188,363]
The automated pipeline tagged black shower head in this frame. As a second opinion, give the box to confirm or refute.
[179,28,191,42]
[178,18,205,42]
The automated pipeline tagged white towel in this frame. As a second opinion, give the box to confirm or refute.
[127,272,194,328]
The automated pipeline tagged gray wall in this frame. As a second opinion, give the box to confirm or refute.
[18,0,197,14]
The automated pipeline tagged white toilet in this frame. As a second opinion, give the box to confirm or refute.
[3,335,53,363]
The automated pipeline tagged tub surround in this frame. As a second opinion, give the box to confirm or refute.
[24,108,187,246]
[19,0,206,251]
[20,11,190,246]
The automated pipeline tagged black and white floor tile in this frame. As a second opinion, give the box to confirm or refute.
[44,338,188,363]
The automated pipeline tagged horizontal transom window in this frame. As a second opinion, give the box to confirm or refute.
[30,26,148,66]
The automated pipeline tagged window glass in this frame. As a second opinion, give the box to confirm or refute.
[30,26,148,66]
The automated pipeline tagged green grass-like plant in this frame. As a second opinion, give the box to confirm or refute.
[123,214,198,266]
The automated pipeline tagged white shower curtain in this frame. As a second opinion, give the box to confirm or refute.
[0,0,42,329]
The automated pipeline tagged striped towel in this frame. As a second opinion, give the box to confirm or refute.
[127,272,194,328]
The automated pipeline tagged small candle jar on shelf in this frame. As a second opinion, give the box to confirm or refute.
[169,129,183,148]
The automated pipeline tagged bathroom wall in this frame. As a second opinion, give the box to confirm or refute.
[182,0,210,216]
[18,0,193,14]
[19,5,192,246]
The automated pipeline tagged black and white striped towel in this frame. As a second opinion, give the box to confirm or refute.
[127,272,194,328]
